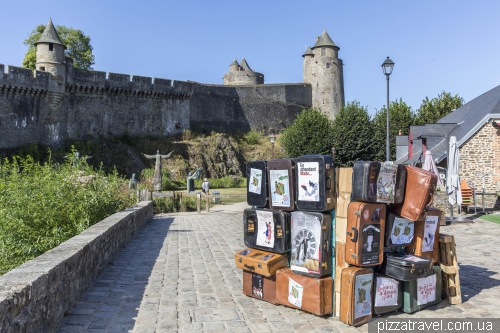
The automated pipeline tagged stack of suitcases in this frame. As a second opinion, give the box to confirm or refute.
[234,157,443,326]
[235,155,336,316]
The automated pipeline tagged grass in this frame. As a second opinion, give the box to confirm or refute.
[479,214,500,224]
[167,187,247,205]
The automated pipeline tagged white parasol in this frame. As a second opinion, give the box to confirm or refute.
[422,150,442,186]
[446,136,462,206]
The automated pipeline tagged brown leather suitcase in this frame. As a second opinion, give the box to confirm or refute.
[242,271,277,304]
[340,267,373,326]
[267,158,296,211]
[345,202,386,266]
[275,268,333,316]
[405,208,441,262]
[234,248,288,277]
[390,165,437,221]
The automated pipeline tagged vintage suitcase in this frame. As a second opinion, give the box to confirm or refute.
[390,165,438,221]
[243,208,291,254]
[352,161,406,204]
[405,208,441,262]
[242,271,277,304]
[295,155,335,211]
[246,160,268,208]
[276,268,333,316]
[234,248,288,277]
[267,159,296,211]
[340,267,373,326]
[379,252,434,281]
[385,213,415,248]
[373,274,403,315]
[401,265,442,313]
[345,202,386,266]
[290,211,332,278]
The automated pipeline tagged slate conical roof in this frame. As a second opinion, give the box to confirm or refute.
[239,58,253,72]
[302,46,314,57]
[230,58,239,66]
[312,29,338,49]
[34,18,66,48]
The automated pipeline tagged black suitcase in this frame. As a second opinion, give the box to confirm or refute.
[243,208,291,253]
[373,274,403,315]
[379,252,434,281]
[352,161,380,203]
[290,211,332,278]
[295,155,335,212]
[384,213,415,248]
[352,161,406,204]
[246,160,268,207]
[267,159,296,211]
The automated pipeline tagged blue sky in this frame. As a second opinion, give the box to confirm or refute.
[1,0,499,115]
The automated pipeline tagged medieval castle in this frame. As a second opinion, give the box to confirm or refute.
[0,19,344,149]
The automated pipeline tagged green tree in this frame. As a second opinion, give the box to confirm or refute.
[280,108,334,157]
[331,101,374,166]
[22,24,95,70]
[372,99,414,161]
[414,91,464,125]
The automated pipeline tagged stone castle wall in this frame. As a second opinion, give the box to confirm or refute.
[459,119,500,193]
[0,63,311,149]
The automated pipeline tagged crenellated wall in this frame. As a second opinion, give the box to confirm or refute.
[0,62,311,149]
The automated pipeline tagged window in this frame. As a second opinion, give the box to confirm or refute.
[326,62,330,69]
[321,48,326,56]
[49,43,53,51]
[40,67,45,71]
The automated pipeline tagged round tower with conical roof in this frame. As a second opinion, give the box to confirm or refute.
[34,18,66,81]
[303,29,344,119]
[223,58,264,85]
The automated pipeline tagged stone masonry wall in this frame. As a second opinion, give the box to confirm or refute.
[0,201,153,333]
[0,63,311,149]
[460,120,499,193]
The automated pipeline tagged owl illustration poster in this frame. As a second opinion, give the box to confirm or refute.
[354,273,373,319]
[256,210,275,248]
[290,211,321,274]
[270,169,290,207]
[248,168,262,194]
[297,162,320,202]
[287,277,304,308]
[390,217,414,246]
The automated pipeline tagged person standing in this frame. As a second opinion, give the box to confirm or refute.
[202,178,210,194]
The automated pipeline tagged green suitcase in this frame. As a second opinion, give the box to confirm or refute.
[400,265,442,313]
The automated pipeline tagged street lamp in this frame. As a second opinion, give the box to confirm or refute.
[269,133,276,159]
[382,56,395,162]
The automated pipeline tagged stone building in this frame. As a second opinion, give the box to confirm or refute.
[302,29,345,119]
[396,85,500,199]
[222,58,264,86]
[0,21,344,149]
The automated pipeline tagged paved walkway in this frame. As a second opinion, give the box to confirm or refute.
[56,204,500,333]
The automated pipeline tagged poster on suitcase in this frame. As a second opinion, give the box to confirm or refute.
[252,273,264,299]
[249,168,262,194]
[354,273,373,319]
[290,211,321,274]
[256,210,275,248]
[297,162,320,202]
[361,224,382,265]
[270,170,291,207]
[390,217,414,246]
[375,277,399,307]
[377,163,397,203]
[287,277,304,308]
[417,274,436,305]
[422,215,438,252]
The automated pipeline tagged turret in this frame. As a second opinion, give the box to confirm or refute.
[223,58,264,85]
[303,29,344,119]
[34,18,66,80]
[229,58,240,72]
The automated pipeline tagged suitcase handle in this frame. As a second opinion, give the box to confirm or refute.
[347,227,358,242]
[424,188,435,210]
[244,264,255,271]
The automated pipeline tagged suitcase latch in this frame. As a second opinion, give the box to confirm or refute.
[327,198,331,203]
[351,254,357,259]
[411,264,415,274]
[258,263,262,269]
[238,258,242,263]
[321,262,328,269]
[354,211,361,216]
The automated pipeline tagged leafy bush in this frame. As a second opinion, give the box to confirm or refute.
[244,130,263,145]
[194,176,246,189]
[280,108,335,157]
[0,149,136,275]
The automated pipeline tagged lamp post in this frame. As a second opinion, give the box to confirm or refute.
[269,133,276,159]
[382,56,395,162]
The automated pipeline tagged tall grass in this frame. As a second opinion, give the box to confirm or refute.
[0,150,136,275]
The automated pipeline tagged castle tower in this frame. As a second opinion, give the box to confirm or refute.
[223,58,264,85]
[34,18,67,108]
[303,29,344,119]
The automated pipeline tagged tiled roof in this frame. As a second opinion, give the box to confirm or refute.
[312,29,338,49]
[34,18,65,47]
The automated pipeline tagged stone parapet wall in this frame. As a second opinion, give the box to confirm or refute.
[0,201,153,333]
